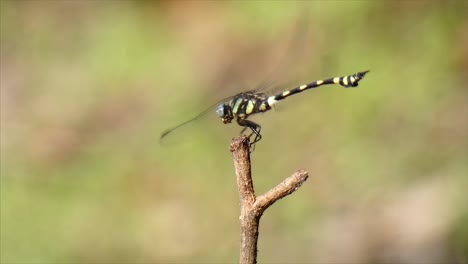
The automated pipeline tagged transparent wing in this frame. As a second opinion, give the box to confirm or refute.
[160,10,312,146]
[159,95,235,144]
[254,11,311,94]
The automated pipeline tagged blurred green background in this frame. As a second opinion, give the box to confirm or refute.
[1,1,467,263]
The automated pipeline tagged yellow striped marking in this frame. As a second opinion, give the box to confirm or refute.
[233,99,242,113]
[245,101,254,115]
[316,80,323,85]
[259,103,267,111]
[299,85,307,90]
[282,91,291,97]
[342,76,348,86]
[350,76,356,83]
[333,77,340,84]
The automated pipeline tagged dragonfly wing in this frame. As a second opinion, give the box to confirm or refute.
[160,95,236,143]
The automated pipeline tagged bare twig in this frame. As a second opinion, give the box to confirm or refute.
[230,136,309,264]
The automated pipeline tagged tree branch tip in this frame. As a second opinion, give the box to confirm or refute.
[230,135,250,152]
[288,170,309,190]
[293,169,309,181]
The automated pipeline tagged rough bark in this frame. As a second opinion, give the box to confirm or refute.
[230,136,309,264]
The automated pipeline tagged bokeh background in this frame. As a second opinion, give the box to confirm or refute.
[1,1,467,263]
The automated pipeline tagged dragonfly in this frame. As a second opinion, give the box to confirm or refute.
[160,70,369,151]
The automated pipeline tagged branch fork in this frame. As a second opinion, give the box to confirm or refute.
[230,136,309,264]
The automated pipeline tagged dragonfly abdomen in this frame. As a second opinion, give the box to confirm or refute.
[268,70,369,105]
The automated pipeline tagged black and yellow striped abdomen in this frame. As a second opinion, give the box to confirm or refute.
[267,70,369,105]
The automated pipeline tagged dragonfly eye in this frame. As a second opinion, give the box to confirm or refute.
[216,104,225,117]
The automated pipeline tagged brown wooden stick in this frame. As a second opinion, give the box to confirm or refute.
[230,136,309,264]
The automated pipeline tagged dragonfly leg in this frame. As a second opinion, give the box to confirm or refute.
[240,127,247,135]
[237,118,262,151]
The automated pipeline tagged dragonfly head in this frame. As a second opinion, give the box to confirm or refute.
[216,103,233,124]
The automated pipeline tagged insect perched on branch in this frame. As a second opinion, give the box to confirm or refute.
[161,70,369,151]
